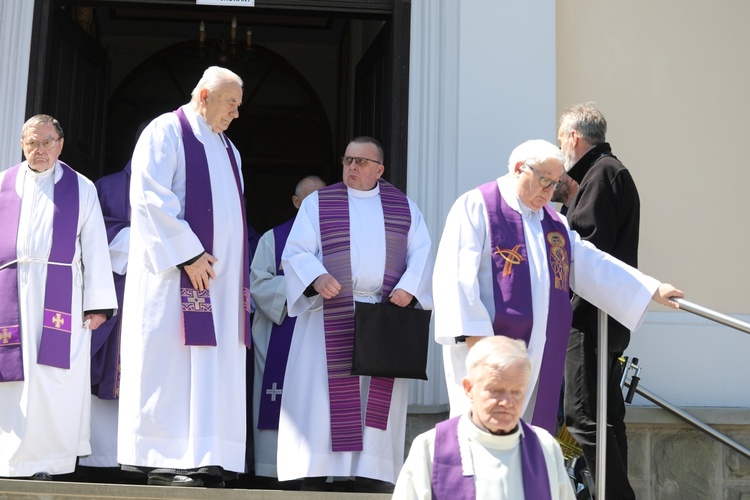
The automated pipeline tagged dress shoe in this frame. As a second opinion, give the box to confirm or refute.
[30,472,52,481]
[147,472,204,487]
[201,475,225,488]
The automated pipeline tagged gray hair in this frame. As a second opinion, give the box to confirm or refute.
[507,139,564,174]
[190,66,244,105]
[21,114,64,140]
[465,336,531,381]
[558,103,607,145]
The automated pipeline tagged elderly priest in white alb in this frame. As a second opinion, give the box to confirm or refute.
[432,139,683,434]
[0,114,117,479]
[117,66,251,488]
[394,335,576,499]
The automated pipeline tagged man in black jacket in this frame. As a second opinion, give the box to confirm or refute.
[558,103,640,499]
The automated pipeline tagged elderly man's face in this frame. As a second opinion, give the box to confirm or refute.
[463,359,529,434]
[199,83,242,133]
[342,141,384,191]
[513,158,564,211]
[21,123,64,173]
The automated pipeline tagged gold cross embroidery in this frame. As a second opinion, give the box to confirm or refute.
[52,313,65,328]
[493,245,525,277]
[0,328,11,344]
[187,295,206,309]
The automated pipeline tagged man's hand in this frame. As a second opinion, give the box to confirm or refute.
[183,252,218,291]
[652,283,684,310]
[314,273,342,299]
[389,288,414,307]
[83,313,107,330]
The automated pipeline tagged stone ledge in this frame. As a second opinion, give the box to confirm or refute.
[0,478,391,499]
[626,406,750,426]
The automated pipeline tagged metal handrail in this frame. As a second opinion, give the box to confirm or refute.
[595,298,750,498]
[673,298,750,334]
[624,381,750,460]
[595,311,608,500]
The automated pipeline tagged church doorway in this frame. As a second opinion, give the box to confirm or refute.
[25,0,410,235]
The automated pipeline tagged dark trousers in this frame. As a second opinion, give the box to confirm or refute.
[564,328,636,500]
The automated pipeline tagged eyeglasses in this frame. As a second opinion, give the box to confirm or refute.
[24,137,61,151]
[523,163,562,190]
[341,156,382,167]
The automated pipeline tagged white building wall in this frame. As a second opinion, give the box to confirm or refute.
[0,0,34,171]
[408,0,558,410]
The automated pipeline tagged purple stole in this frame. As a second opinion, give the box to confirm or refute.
[318,179,411,452]
[174,108,252,348]
[432,416,552,500]
[0,162,79,382]
[257,217,296,429]
[477,181,572,434]
[90,165,130,399]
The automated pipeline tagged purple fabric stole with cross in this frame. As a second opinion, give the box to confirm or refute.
[257,217,296,429]
[90,164,130,399]
[174,108,252,348]
[318,179,411,452]
[431,416,552,500]
[0,162,79,382]
[477,181,572,434]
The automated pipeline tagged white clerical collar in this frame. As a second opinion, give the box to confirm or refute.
[457,413,522,476]
[25,161,58,180]
[348,182,380,198]
[496,175,545,220]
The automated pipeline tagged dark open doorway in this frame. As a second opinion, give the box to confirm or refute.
[26,0,411,236]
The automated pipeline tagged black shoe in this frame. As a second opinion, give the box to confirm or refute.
[350,477,395,493]
[30,472,52,481]
[201,476,225,488]
[301,476,331,491]
[147,472,204,487]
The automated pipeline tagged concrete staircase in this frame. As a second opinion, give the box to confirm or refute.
[0,478,391,499]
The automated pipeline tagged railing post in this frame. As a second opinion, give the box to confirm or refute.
[596,309,608,499]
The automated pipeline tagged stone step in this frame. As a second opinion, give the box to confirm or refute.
[0,478,391,499]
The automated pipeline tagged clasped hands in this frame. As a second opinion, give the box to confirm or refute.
[313,273,413,306]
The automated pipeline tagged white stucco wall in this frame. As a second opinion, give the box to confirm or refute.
[0,0,34,171]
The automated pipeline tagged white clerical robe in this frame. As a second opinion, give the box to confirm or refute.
[278,184,433,483]
[117,105,247,473]
[79,179,130,469]
[393,415,576,500]
[0,162,117,477]
[250,226,290,477]
[433,175,660,417]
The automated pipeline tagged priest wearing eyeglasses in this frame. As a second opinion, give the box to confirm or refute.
[277,136,433,492]
[0,114,117,479]
[432,139,684,435]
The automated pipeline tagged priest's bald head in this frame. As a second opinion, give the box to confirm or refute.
[191,66,244,134]
[292,175,326,209]
[507,139,565,212]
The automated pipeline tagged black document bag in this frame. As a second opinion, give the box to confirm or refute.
[351,302,432,380]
